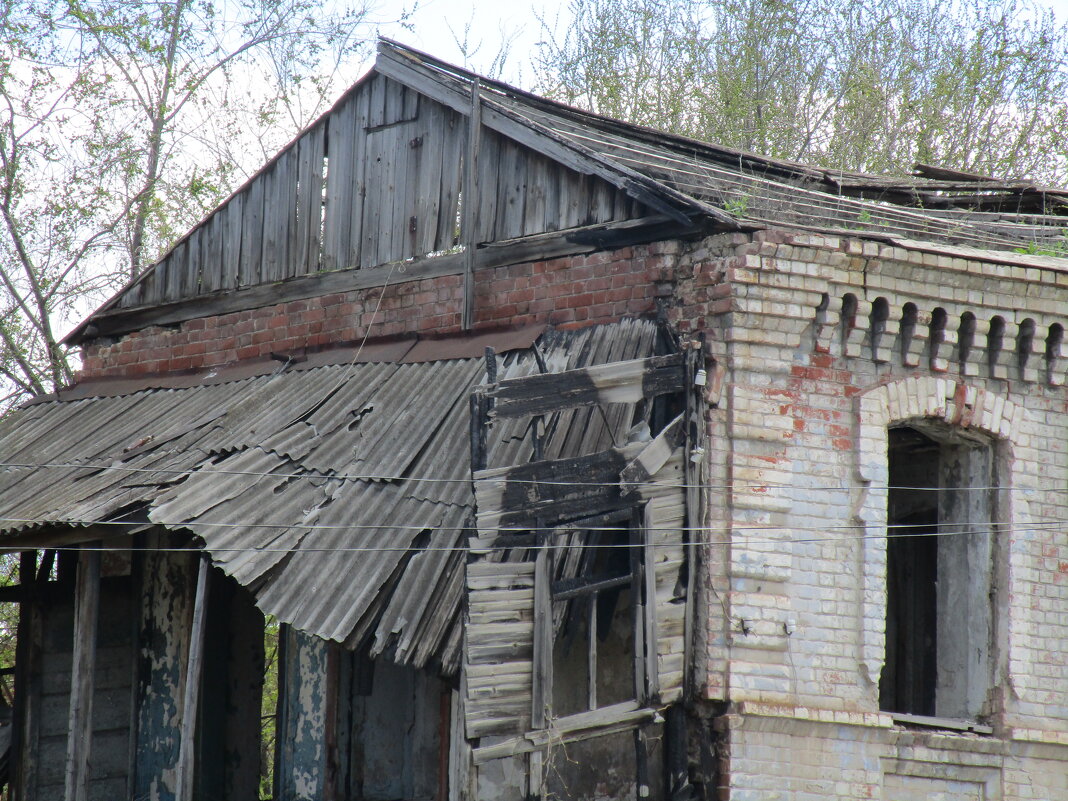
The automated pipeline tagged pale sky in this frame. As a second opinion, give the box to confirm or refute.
[378,0,1068,88]
[375,0,572,85]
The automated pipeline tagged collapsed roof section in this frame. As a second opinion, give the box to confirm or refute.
[0,319,670,674]
[383,41,1068,251]
[67,40,1068,345]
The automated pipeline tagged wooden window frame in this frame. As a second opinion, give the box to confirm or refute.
[532,508,652,729]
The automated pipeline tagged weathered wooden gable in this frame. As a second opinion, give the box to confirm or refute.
[104,72,648,316]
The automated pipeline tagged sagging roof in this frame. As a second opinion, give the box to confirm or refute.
[67,40,1068,345]
[0,319,665,673]
[379,40,1068,252]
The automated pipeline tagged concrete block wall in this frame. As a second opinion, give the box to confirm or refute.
[678,229,1068,799]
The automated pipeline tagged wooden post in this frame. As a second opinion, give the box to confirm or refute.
[64,545,101,801]
[175,555,210,801]
[461,78,481,330]
[682,343,702,698]
[12,550,37,798]
[630,511,647,704]
[529,530,553,799]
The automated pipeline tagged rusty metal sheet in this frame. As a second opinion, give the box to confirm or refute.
[400,323,545,363]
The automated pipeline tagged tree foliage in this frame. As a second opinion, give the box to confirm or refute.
[534,0,1068,182]
[0,0,388,408]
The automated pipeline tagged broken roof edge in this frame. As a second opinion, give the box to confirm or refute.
[39,324,548,405]
[64,44,716,347]
[377,39,1068,207]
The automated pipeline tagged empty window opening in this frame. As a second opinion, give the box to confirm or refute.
[958,312,976,373]
[551,523,638,717]
[1046,323,1064,384]
[928,308,948,369]
[899,303,918,363]
[1018,318,1036,380]
[987,316,1006,376]
[870,297,890,361]
[880,426,996,721]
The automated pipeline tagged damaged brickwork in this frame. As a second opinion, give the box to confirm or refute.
[673,229,1068,800]
[67,226,1068,800]
[77,244,677,379]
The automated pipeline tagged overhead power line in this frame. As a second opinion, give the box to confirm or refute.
[0,459,1043,493]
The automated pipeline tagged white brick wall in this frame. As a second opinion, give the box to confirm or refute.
[680,230,1068,799]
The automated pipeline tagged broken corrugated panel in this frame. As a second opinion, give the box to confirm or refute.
[0,320,663,677]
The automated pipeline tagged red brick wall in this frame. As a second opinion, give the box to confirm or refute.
[79,243,679,379]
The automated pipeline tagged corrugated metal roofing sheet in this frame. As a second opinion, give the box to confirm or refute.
[0,320,664,673]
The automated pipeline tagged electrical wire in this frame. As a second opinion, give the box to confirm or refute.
[1,515,1063,536]
[1,519,1061,555]
[0,459,1045,493]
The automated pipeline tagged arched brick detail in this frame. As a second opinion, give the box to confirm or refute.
[853,376,1032,693]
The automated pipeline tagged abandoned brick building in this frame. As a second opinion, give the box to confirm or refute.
[0,40,1066,800]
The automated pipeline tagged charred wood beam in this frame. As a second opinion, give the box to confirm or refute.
[551,572,631,601]
[475,446,636,529]
[486,353,685,420]
[487,509,631,550]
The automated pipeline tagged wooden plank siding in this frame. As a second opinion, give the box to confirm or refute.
[464,443,688,760]
[463,561,536,739]
[107,72,646,315]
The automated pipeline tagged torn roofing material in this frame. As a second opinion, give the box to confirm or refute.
[0,319,663,674]
[379,39,1068,252]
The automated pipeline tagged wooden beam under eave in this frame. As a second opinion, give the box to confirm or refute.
[69,214,708,345]
[461,79,482,330]
[64,545,101,801]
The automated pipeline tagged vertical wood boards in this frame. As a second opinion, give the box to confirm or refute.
[295,122,326,276]
[323,94,357,271]
[463,561,535,738]
[238,171,265,288]
[64,547,101,801]
[275,626,329,800]
[345,88,370,269]
[437,106,464,250]
[475,130,501,243]
[174,555,209,801]
[200,211,224,294]
[221,191,244,290]
[361,127,387,270]
[103,73,651,313]
[261,148,297,283]
[415,102,447,255]
[134,543,196,800]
